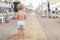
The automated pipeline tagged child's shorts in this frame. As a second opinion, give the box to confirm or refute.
[17,21,25,28]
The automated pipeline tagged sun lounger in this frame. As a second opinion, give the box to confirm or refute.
[0,17,5,24]
[56,13,60,19]
[50,14,56,18]
[50,13,60,18]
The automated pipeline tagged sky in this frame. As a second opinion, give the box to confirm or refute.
[0,0,47,10]
[1,0,60,10]
[12,0,47,10]
[20,0,47,10]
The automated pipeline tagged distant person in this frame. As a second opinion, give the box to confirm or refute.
[11,3,14,11]
[14,3,27,38]
[55,8,58,14]
[54,8,58,18]
[44,10,47,15]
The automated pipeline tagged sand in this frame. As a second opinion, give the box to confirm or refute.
[9,12,47,40]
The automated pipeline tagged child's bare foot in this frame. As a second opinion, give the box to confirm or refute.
[22,36,25,39]
[18,38,21,40]
[18,36,21,39]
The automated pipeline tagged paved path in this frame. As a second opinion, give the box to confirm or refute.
[0,20,17,40]
[36,13,60,40]
[0,11,60,40]
[9,12,47,40]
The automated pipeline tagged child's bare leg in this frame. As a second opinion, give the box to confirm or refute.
[20,27,23,38]
[18,28,21,38]
[22,28,25,38]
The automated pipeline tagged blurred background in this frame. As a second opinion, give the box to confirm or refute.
[0,0,60,17]
[0,0,60,40]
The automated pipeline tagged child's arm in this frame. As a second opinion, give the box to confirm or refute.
[14,13,18,19]
[24,13,27,19]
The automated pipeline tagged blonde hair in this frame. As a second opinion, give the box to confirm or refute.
[17,3,24,10]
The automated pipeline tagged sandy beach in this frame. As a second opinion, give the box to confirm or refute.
[36,13,60,40]
[0,11,60,40]
[8,12,47,40]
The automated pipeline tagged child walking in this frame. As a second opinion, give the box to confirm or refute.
[14,3,27,38]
